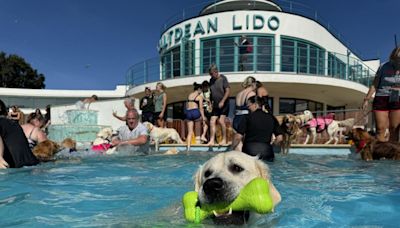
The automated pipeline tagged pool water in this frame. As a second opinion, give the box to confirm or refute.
[0,152,399,227]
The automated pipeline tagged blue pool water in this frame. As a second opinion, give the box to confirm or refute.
[0,152,399,227]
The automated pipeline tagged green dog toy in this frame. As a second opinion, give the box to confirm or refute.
[182,177,274,223]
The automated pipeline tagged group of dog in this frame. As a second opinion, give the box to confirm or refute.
[277,110,355,153]
[278,110,400,161]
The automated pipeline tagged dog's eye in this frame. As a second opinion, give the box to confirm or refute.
[230,164,244,173]
[204,170,212,178]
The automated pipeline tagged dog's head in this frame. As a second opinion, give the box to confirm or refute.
[347,128,374,160]
[61,138,76,152]
[32,140,60,162]
[96,127,113,140]
[194,151,279,224]
[142,122,154,133]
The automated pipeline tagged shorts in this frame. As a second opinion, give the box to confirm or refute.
[154,112,167,121]
[186,109,201,121]
[372,96,400,111]
[233,114,247,131]
[211,101,229,117]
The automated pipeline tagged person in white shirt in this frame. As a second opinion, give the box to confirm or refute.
[111,109,149,153]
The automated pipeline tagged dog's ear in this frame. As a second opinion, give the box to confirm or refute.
[193,165,203,192]
[255,159,270,180]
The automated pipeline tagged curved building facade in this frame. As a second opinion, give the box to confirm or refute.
[126,0,378,119]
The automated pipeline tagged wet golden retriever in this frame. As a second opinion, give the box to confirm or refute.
[193,151,281,225]
[32,140,60,162]
[349,128,400,161]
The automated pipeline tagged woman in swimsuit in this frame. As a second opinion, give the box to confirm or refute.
[256,81,272,113]
[8,106,21,123]
[21,113,48,150]
[200,81,212,143]
[233,76,257,131]
[186,83,206,151]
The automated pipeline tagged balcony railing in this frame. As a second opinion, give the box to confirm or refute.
[126,47,376,88]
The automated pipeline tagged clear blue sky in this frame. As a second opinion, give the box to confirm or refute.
[0,0,399,90]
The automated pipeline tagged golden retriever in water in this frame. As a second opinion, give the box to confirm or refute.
[61,138,77,152]
[32,140,60,162]
[193,151,281,225]
[349,128,400,161]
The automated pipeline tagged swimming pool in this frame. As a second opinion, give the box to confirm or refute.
[0,152,399,227]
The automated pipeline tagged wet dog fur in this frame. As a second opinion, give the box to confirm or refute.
[349,128,400,161]
[32,140,60,162]
[194,151,281,225]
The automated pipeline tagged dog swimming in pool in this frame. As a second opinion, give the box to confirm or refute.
[193,151,281,225]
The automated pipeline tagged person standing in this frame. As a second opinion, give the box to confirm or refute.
[200,80,212,143]
[233,76,256,131]
[154,82,167,128]
[208,64,230,146]
[140,87,155,124]
[185,83,206,151]
[256,81,272,113]
[232,96,283,162]
[8,106,21,123]
[363,47,400,142]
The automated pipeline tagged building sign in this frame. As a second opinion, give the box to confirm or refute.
[158,13,280,51]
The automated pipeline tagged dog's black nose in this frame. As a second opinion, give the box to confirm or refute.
[203,178,224,196]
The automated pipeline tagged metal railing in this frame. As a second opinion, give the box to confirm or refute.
[126,47,376,88]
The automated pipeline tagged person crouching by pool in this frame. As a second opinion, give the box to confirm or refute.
[186,82,207,151]
[0,99,39,168]
[111,109,149,154]
[231,96,283,162]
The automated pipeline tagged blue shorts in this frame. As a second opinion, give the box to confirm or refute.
[186,109,201,121]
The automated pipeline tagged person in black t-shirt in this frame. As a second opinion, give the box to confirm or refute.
[140,87,155,124]
[232,96,283,162]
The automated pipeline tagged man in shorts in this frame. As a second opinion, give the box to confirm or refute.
[207,64,230,146]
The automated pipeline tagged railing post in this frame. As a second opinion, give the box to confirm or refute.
[144,61,148,84]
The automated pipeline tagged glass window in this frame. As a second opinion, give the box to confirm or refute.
[295,99,308,112]
[172,47,180,77]
[202,39,217,73]
[220,37,235,72]
[318,49,325,75]
[309,45,317,74]
[257,37,273,71]
[184,40,194,76]
[279,98,295,114]
[281,39,295,72]
[297,42,308,73]
[161,52,172,79]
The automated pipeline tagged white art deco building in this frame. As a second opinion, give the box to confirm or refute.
[126,0,378,120]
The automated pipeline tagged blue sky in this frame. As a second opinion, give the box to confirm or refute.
[0,0,399,90]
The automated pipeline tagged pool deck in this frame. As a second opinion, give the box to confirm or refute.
[154,143,353,155]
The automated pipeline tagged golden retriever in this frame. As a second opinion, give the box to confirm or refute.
[279,114,303,154]
[143,122,184,151]
[61,138,77,152]
[349,128,400,161]
[193,151,281,225]
[32,140,60,162]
